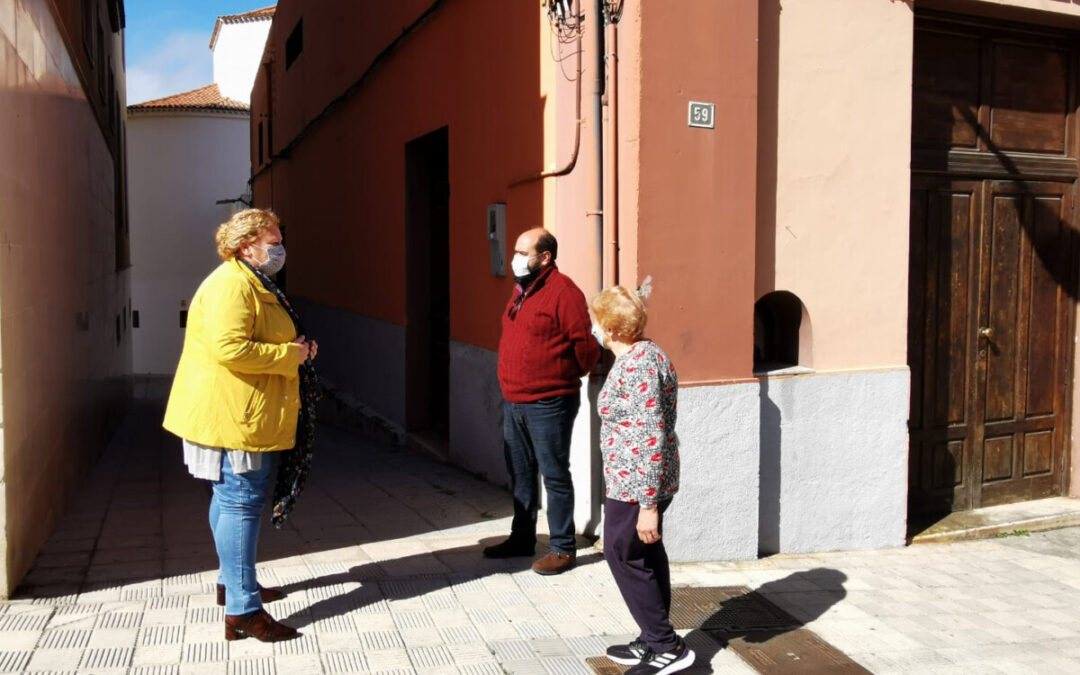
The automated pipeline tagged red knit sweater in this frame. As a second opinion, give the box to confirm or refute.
[497,265,600,403]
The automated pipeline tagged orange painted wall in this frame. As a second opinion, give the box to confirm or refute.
[250,0,545,351]
[632,0,759,382]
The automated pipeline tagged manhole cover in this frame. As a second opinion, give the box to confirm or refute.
[670,586,801,633]
[729,628,872,674]
[585,656,627,674]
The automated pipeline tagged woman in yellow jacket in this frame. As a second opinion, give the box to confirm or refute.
[164,209,317,643]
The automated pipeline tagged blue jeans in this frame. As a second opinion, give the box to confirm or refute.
[209,453,272,615]
[502,393,580,554]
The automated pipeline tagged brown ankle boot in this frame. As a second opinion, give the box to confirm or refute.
[216,584,286,607]
[224,609,298,642]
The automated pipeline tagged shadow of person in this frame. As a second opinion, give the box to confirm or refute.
[278,537,606,629]
[676,568,849,674]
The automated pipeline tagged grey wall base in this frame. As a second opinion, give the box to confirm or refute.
[664,367,909,562]
[294,300,407,428]
[448,342,506,486]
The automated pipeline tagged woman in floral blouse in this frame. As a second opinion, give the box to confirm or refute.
[589,286,694,675]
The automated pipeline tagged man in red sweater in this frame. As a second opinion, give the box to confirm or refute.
[485,227,600,575]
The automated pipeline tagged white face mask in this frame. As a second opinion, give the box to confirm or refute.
[254,244,286,276]
[591,323,607,348]
[511,253,539,279]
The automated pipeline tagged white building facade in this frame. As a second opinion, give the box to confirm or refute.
[127,6,274,376]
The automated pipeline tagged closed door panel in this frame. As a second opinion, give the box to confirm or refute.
[976,182,1070,506]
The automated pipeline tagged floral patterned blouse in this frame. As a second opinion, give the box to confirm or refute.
[598,340,679,506]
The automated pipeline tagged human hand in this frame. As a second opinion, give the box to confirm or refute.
[294,336,311,362]
[636,507,660,544]
[308,339,318,360]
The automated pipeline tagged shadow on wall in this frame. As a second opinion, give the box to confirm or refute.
[758,378,782,556]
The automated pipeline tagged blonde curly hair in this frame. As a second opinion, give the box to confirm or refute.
[590,285,647,343]
[214,209,280,261]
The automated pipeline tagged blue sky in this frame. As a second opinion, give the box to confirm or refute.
[125,1,274,103]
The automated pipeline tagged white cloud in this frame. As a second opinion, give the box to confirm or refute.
[126,32,212,104]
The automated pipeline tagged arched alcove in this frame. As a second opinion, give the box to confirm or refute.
[753,291,812,374]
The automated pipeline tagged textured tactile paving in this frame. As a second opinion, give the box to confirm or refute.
[182,641,228,663]
[227,657,275,675]
[39,629,92,649]
[491,639,536,662]
[321,651,367,674]
[98,611,142,629]
[440,625,482,644]
[140,625,184,646]
[273,634,319,656]
[147,597,187,610]
[540,655,589,674]
[392,611,434,630]
[358,630,405,650]
[0,651,33,673]
[0,612,51,631]
[408,645,454,669]
[186,606,224,624]
[81,647,134,669]
[130,665,181,675]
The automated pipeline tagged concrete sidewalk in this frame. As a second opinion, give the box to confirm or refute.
[2,401,1080,674]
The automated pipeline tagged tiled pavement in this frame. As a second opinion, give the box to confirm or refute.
[3,401,1080,674]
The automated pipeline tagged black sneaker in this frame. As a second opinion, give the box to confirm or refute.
[606,638,648,665]
[626,640,695,675]
[482,537,535,559]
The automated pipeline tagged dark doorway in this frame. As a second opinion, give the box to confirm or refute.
[405,127,450,440]
[908,14,1077,517]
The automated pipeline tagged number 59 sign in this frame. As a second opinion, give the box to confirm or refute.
[688,101,715,129]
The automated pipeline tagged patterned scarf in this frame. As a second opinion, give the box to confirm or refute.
[239,259,321,528]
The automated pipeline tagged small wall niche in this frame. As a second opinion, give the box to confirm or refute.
[753,291,812,375]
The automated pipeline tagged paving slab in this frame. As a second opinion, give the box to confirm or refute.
[4,402,1080,673]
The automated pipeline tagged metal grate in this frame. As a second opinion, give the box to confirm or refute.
[669,585,801,633]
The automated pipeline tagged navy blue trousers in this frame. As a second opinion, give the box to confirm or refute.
[502,392,580,554]
[604,497,677,652]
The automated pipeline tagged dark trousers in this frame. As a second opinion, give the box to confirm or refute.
[604,497,677,652]
[502,392,580,554]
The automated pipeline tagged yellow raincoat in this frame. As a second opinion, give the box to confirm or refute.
[163,259,302,452]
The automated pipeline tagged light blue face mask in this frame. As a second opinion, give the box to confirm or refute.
[591,323,607,349]
[256,244,286,276]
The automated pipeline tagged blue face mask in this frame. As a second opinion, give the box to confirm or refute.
[591,323,607,349]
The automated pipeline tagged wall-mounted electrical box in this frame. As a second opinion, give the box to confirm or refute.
[487,203,506,276]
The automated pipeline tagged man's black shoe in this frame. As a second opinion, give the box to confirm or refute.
[482,538,535,558]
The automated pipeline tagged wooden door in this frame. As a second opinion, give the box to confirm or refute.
[909,15,1078,515]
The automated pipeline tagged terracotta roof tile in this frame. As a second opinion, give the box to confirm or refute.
[210,5,276,49]
[127,83,249,113]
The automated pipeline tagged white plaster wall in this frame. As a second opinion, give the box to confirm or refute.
[772,0,913,370]
[213,20,272,103]
[663,383,761,562]
[292,300,407,427]
[127,112,251,375]
[758,368,910,554]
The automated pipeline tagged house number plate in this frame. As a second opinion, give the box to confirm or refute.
[688,101,715,129]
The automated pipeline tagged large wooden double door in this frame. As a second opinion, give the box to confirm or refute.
[908,15,1078,515]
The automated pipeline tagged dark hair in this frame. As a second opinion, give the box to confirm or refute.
[536,231,558,261]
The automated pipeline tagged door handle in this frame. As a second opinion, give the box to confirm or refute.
[978,327,993,341]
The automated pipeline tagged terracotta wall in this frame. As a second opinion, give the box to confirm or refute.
[629,0,760,383]
[251,0,545,352]
[0,0,130,596]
